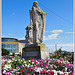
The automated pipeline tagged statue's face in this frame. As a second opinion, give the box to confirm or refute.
[33,1,38,7]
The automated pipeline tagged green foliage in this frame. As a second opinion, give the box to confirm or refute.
[11,56,25,69]
[62,51,67,58]
[19,52,22,57]
[13,52,15,57]
[2,47,10,56]
[52,48,62,59]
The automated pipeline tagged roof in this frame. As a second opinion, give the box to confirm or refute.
[2,37,18,41]
[18,40,28,43]
[2,37,28,43]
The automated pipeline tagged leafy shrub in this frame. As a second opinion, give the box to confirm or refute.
[2,47,10,56]
[13,52,15,57]
[19,52,22,57]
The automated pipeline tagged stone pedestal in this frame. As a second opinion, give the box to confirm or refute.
[22,43,49,60]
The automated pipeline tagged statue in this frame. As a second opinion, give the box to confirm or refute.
[23,1,49,59]
[25,1,47,44]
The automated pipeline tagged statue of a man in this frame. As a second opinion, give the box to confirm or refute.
[25,24,33,43]
[29,1,47,43]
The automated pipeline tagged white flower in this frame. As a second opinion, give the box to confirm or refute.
[24,61,26,64]
[27,65,29,67]
[59,71,64,74]
[60,61,62,63]
[64,72,68,75]
[22,65,24,67]
[48,61,50,63]
[52,70,57,74]
[7,64,11,69]
[12,58,14,60]
[22,58,25,60]
[32,62,34,64]
[57,70,63,74]
[35,67,42,73]
[3,70,6,74]
[31,65,33,67]
[15,60,17,61]
[29,60,31,62]
[18,59,20,61]
[45,60,46,62]
[47,70,50,72]
[4,64,11,69]
[25,64,27,66]
[65,67,67,71]
[8,60,12,63]
[38,62,39,64]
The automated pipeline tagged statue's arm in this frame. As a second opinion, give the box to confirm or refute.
[36,7,47,16]
[36,8,43,15]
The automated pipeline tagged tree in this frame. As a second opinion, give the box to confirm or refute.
[2,47,10,56]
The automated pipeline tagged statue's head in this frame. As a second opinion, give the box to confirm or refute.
[33,1,38,7]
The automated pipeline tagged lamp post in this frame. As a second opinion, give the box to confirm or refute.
[49,49,50,53]
[55,44,57,51]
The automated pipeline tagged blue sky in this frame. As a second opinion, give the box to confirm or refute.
[2,0,74,52]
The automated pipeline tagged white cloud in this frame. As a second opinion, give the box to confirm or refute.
[44,29,64,41]
[55,41,60,44]
[50,30,63,34]
[46,44,74,47]
[46,44,74,52]
[43,33,59,40]
[2,36,6,37]
[8,33,13,35]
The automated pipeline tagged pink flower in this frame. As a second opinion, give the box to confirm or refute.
[71,74,74,75]
[1,65,4,68]
[59,55,60,56]
[46,63,48,65]
[36,66,38,68]
[1,71,3,73]
[27,73,30,75]
[3,61,5,63]
[1,57,4,59]
[34,60,38,63]
[55,51,57,52]
[67,64,69,65]
[70,62,72,64]
[59,49,61,51]
[59,63,62,66]
[59,58,63,61]
[61,74,65,75]
[44,71,48,74]
[62,70,63,72]
[21,70,25,73]
[20,57,22,59]
[72,68,74,72]
[31,60,34,62]
[50,71,53,75]
[24,60,27,62]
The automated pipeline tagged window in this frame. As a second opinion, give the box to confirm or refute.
[2,43,18,53]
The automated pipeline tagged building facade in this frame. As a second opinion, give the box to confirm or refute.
[2,38,25,54]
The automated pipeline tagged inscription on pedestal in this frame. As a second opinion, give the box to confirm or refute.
[22,46,41,59]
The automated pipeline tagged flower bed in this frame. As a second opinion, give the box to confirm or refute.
[1,56,74,75]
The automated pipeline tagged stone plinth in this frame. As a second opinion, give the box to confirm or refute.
[22,43,49,60]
